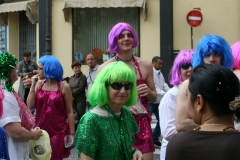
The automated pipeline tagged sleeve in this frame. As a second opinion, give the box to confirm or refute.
[0,92,21,128]
[73,113,98,159]
[159,91,178,141]
[163,82,170,92]
[72,75,87,96]
[17,61,24,77]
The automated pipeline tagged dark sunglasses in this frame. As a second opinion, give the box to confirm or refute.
[106,82,133,90]
[180,63,192,70]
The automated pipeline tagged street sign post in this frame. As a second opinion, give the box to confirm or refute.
[186,9,203,48]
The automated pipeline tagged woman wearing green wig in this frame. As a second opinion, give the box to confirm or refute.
[73,61,143,160]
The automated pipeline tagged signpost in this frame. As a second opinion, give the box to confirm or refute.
[186,9,203,48]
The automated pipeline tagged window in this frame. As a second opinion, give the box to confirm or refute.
[19,11,36,62]
[73,8,140,64]
[0,25,6,52]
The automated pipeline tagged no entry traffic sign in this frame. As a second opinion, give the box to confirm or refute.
[186,9,203,27]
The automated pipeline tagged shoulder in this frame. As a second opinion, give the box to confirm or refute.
[135,57,152,68]
[98,58,115,72]
[163,86,178,100]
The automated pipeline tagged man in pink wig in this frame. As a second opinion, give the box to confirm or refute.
[98,22,157,160]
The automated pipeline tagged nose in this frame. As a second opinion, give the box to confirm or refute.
[209,54,215,63]
[119,86,126,93]
[188,66,192,72]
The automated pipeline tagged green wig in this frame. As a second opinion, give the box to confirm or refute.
[88,61,137,107]
[0,52,18,92]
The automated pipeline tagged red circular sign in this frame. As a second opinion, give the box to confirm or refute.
[186,9,203,27]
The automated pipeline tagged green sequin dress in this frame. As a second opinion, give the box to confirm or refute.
[73,106,139,160]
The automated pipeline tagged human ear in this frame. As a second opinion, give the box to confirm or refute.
[196,94,204,112]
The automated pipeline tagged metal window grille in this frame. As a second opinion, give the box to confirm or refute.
[19,11,36,61]
[0,25,6,52]
[73,8,140,64]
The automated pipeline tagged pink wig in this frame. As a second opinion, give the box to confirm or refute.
[107,22,139,53]
[169,49,194,86]
[231,40,240,69]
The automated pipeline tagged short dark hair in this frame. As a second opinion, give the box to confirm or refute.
[23,50,31,57]
[152,56,162,63]
[71,61,81,69]
[189,64,239,117]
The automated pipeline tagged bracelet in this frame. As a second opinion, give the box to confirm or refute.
[70,132,75,136]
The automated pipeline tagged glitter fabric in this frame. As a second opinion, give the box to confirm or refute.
[13,92,35,130]
[116,56,155,153]
[0,52,18,92]
[73,106,139,160]
[35,80,70,160]
[0,127,10,160]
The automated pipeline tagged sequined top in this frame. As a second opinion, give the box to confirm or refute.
[35,80,70,159]
[73,106,139,160]
[0,127,9,160]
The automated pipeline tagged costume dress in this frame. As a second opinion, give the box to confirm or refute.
[159,86,178,160]
[115,56,154,153]
[166,130,240,160]
[73,106,139,160]
[0,127,9,160]
[0,91,29,160]
[35,80,70,160]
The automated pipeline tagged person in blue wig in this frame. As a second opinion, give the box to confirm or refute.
[27,55,75,159]
[175,34,233,132]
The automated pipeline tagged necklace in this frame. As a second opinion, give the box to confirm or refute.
[116,55,133,62]
[201,124,225,126]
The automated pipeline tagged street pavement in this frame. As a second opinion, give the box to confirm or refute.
[64,115,160,160]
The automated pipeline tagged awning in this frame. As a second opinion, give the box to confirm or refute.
[63,0,145,22]
[0,0,38,26]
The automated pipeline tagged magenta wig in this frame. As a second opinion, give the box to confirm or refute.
[169,49,194,86]
[107,22,139,53]
[231,40,240,69]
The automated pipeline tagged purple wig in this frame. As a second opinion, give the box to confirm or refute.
[107,22,139,53]
[231,40,240,69]
[169,49,194,86]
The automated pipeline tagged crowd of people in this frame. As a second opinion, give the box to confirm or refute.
[0,21,240,160]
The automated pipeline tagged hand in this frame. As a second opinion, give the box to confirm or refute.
[31,127,43,140]
[31,75,39,85]
[133,150,144,160]
[137,84,150,97]
[33,70,38,74]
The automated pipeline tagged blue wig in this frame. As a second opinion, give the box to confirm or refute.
[38,55,63,81]
[192,34,233,69]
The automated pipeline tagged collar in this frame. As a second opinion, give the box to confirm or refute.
[89,64,99,72]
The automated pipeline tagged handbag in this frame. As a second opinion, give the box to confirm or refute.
[129,97,148,115]
[29,130,52,160]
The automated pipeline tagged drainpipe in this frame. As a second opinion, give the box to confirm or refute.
[45,0,51,55]
[160,0,173,86]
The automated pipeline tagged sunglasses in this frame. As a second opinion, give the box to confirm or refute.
[180,63,192,70]
[106,82,133,90]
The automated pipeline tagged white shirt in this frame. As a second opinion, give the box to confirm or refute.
[159,86,179,160]
[86,65,99,97]
[0,90,29,160]
[152,67,170,104]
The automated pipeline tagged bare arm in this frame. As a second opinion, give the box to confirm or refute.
[138,61,157,102]
[4,122,42,141]
[175,80,198,132]
[80,152,93,160]
[62,82,75,134]
[27,75,41,110]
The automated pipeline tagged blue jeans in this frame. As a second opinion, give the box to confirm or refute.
[148,103,160,143]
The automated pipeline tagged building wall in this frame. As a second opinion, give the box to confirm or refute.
[173,0,240,50]
[52,0,160,77]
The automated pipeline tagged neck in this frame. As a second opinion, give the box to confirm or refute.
[200,115,234,131]
[107,103,122,113]
[117,50,133,61]
[45,79,58,86]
